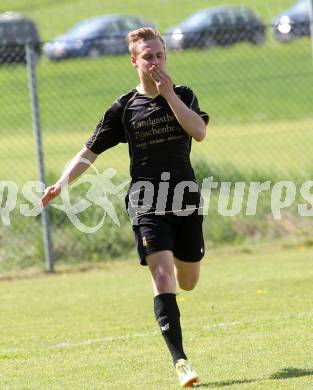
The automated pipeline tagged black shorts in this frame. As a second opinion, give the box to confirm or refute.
[131,210,205,266]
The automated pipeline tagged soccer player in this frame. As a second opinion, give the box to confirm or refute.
[40,28,209,387]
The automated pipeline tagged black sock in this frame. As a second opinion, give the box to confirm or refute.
[154,293,187,365]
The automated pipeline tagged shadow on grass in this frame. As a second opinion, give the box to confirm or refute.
[195,379,256,388]
[269,367,313,380]
[195,367,313,388]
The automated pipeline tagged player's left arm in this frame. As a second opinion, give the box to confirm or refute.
[150,65,208,142]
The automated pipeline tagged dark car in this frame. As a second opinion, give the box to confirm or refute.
[0,11,41,64]
[44,14,155,60]
[273,0,311,42]
[165,6,265,50]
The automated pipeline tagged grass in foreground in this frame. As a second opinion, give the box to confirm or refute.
[0,245,313,389]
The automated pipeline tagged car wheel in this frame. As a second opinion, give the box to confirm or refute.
[250,31,265,46]
[88,47,101,58]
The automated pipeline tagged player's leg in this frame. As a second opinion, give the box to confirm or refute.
[147,250,199,387]
[173,211,204,291]
[174,258,200,291]
[146,250,187,363]
[131,212,199,386]
[170,212,204,386]
[146,249,176,295]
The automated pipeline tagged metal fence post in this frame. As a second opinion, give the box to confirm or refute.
[310,0,313,61]
[26,42,54,272]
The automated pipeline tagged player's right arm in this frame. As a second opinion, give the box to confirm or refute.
[40,94,128,208]
[39,146,98,208]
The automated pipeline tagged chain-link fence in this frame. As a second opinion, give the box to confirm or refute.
[1,0,313,271]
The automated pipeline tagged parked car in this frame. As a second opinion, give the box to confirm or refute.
[273,0,311,42]
[44,15,155,60]
[0,11,41,64]
[165,6,266,50]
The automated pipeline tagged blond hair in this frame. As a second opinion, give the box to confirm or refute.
[127,27,165,55]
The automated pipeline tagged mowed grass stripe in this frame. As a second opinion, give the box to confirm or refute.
[0,247,312,389]
[2,119,313,184]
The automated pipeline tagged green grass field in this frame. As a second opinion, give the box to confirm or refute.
[1,4,313,386]
[1,39,313,184]
[1,246,313,389]
[2,118,313,186]
[1,0,313,185]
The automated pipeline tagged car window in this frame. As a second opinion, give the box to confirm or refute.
[181,11,212,29]
[235,9,251,24]
[211,14,222,25]
[291,0,310,13]
[234,13,246,25]
[220,10,235,25]
[0,19,38,43]
[103,22,120,34]
[68,19,108,38]
[118,18,141,32]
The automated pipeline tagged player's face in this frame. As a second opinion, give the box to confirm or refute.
[131,39,166,79]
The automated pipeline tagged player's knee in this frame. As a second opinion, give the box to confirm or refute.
[178,278,198,291]
[154,270,175,291]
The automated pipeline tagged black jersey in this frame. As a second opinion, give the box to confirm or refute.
[86,85,208,215]
[85,85,208,182]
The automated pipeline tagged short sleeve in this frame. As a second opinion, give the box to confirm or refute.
[176,86,209,125]
[85,99,127,154]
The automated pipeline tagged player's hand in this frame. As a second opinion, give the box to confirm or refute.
[39,183,61,208]
[149,65,174,99]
